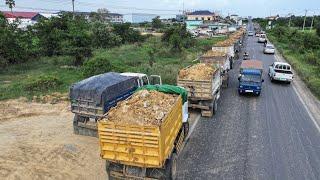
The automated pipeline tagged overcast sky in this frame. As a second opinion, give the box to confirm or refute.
[1,0,319,18]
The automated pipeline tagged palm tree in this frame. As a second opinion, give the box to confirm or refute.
[5,0,15,13]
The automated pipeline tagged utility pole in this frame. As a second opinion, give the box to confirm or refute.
[310,13,315,32]
[302,9,307,31]
[72,0,75,19]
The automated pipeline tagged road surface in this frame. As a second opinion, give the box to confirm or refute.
[177,21,320,180]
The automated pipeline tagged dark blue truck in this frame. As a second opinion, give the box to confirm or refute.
[69,72,139,137]
[238,60,264,96]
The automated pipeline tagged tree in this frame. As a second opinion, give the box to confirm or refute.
[162,24,194,52]
[113,23,144,43]
[152,16,163,29]
[5,0,15,13]
[65,16,92,66]
[91,22,122,48]
[0,13,32,67]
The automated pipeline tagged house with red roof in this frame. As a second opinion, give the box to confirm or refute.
[1,11,43,29]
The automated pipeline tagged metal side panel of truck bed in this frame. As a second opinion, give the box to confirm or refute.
[98,96,183,168]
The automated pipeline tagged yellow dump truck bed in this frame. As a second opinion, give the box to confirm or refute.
[98,96,183,168]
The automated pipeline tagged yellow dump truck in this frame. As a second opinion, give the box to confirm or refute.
[177,64,222,117]
[98,85,189,179]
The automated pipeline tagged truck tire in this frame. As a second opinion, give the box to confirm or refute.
[183,122,189,139]
[164,153,178,180]
[212,100,218,115]
[73,115,80,135]
[73,115,97,137]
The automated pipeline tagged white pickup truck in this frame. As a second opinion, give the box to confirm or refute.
[269,62,293,83]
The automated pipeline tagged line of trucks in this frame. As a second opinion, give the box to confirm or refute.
[69,28,260,179]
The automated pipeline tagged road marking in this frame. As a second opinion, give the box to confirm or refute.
[186,114,201,140]
[274,50,320,133]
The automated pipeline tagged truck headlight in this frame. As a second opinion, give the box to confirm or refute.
[240,85,243,88]
[257,86,260,90]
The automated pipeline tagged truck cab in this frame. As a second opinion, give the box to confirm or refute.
[238,69,264,96]
[121,72,162,87]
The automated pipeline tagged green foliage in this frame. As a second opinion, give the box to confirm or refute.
[152,16,163,29]
[266,25,320,99]
[316,23,320,37]
[162,25,195,52]
[82,56,114,77]
[5,0,15,12]
[24,75,63,92]
[113,23,144,43]
[0,13,32,67]
[91,22,122,48]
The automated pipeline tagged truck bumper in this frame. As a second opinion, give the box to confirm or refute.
[238,88,261,95]
[273,77,292,82]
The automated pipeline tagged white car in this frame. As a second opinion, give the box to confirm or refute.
[255,32,260,37]
[258,34,267,43]
[264,44,275,54]
[269,62,293,83]
[248,31,254,36]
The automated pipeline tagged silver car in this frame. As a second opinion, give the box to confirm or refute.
[248,31,254,36]
[264,44,275,54]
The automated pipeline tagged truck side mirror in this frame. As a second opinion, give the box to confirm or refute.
[262,79,265,83]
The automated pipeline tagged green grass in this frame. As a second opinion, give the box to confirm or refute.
[0,56,83,100]
[0,36,225,100]
[268,35,320,99]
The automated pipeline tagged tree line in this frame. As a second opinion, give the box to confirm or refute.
[0,12,145,67]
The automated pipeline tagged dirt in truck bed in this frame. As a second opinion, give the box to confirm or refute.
[103,90,176,126]
[178,63,216,81]
[0,97,106,180]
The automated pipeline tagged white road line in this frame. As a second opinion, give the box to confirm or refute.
[186,114,201,140]
[274,51,320,133]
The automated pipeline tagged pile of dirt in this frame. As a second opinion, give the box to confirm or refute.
[215,39,236,46]
[178,63,215,81]
[202,50,226,57]
[103,90,177,126]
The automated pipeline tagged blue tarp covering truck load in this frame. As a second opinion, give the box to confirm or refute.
[69,72,139,137]
[238,60,264,96]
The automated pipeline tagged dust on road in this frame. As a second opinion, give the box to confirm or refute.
[0,98,106,180]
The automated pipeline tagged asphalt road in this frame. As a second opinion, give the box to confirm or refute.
[176,22,320,179]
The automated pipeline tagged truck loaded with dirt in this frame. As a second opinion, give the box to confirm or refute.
[200,50,231,88]
[98,85,189,179]
[177,63,221,117]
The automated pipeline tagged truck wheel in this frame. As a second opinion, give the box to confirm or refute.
[212,100,218,115]
[73,115,80,135]
[164,153,178,180]
[183,122,189,139]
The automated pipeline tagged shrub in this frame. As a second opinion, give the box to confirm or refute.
[316,23,320,37]
[24,75,63,92]
[91,22,122,48]
[82,56,114,77]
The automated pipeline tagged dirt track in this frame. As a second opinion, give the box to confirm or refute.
[0,98,106,180]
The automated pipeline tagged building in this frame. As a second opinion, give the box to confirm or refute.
[187,10,217,21]
[229,14,243,26]
[124,13,158,23]
[1,11,43,29]
[61,11,123,23]
[186,20,203,30]
[39,13,59,19]
[108,13,123,24]
[176,14,186,22]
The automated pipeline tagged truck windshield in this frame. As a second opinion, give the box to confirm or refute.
[241,74,261,83]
